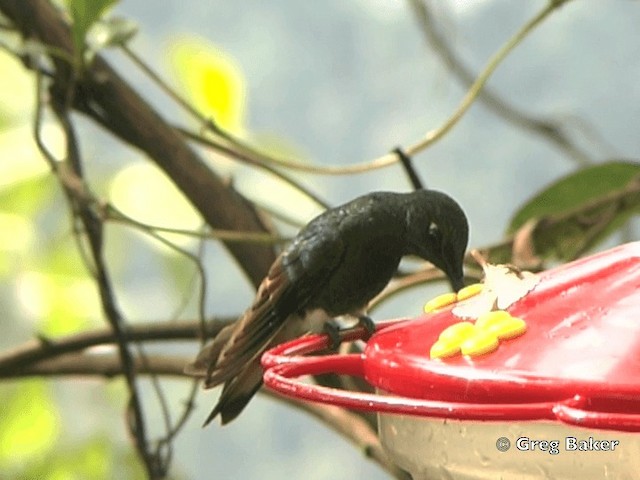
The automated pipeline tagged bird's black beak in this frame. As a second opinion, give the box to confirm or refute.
[448,273,465,293]
[446,263,465,292]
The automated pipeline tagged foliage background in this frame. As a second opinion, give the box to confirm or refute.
[1,1,639,479]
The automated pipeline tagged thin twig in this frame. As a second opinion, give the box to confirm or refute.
[111,203,211,471]
[393,147,425,190]
[179,0,572,176]
[122,44,205,129]
[105,204,288,244]
[120,45,332,211]
[34,68,214,475]
[407,0,592,166]
[405,0,574,158]
[57,111,160,478]
[277,396,413,480]
[178,128,331,210]
[33,61,160,476]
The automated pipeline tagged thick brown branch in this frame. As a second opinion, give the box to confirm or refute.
[0,0,276,289]
[0,319,233,374]
[3,352,190,378]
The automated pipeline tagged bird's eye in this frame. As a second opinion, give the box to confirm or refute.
[428,222,440,237]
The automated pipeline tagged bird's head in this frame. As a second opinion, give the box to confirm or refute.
[403,190,469,292]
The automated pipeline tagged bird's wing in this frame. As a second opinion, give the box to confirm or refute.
[199,221,346,387]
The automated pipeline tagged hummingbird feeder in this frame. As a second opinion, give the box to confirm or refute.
[262,242,640,480]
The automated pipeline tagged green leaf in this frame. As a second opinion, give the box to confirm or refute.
[0,175,55,217]
[0,165,56,277]
[508,160,640,262]
[0,381,60,470]
[18,435,121,480]
[66,0,118,61]
[508,160,640,233]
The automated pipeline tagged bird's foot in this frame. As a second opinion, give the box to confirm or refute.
[323,316,377,350]
[357,315,376,340]
[323,319,342,350]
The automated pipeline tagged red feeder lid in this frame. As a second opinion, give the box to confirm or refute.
[263,242,640,431]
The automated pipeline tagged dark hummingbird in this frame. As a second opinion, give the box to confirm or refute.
[185,189,469,425]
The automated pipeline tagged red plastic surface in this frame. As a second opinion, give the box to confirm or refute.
[262,242,640,431]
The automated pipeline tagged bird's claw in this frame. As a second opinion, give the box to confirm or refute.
[323,319,342,350]
[324,316,376,350]
[357,315,376,339]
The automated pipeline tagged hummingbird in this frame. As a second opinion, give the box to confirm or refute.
[185,189,469,425]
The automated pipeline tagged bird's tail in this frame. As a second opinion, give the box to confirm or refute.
[185,254,330,424]
[183,324,235,380]
[184,317,290,426]
[201,357,264,425]
[184,323,265,425]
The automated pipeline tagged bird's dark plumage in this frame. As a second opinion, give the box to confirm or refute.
[185,190,469,425]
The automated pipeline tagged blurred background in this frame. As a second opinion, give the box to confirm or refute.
[1,0,639,478]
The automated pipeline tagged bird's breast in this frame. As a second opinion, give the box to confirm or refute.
[309,247,402,316]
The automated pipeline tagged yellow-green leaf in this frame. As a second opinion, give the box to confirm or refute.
[168,37,246,134]
[109,162,201,229]
[0,381,60,468]
[20,435,116,480]
[0,50,36,126]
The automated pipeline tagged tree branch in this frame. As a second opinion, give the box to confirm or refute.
[0,0,276,289]
[0,319,233,374]
[2,351,189,378]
